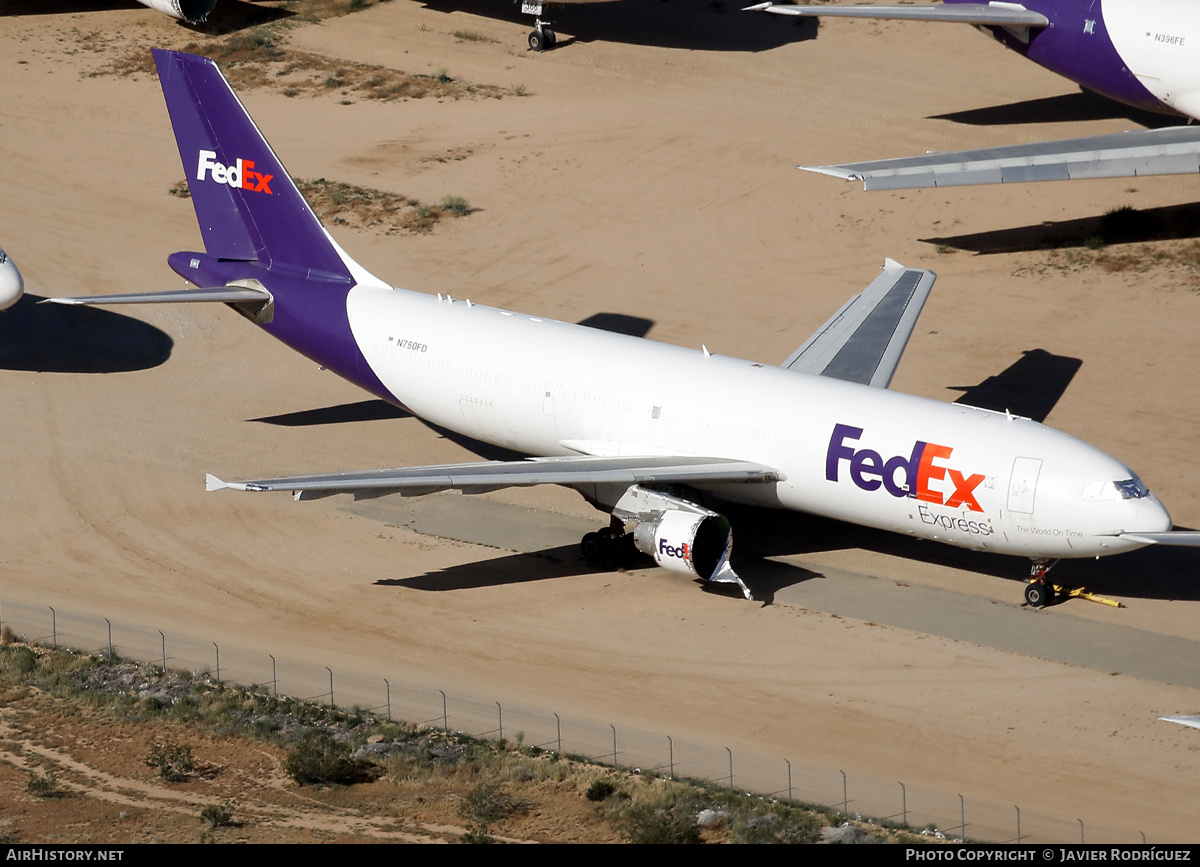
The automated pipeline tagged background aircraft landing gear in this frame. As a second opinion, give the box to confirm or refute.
[522,1,556,51]
[1025,558,1059,608]
[528,22,556,51]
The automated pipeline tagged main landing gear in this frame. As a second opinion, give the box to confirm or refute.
[581,522,639,569]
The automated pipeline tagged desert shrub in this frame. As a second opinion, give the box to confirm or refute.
[201,801,234,828]
[26,770,58,798]
[285,730,359,786]
[617,801,702,844]
[440,195,470,215]
[459,781,519,823]
[586,779,616,802]
[1100,204,1140,241]
[9,646,36,674]
[146,742,195,782]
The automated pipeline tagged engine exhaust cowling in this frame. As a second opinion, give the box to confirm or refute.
[634,509,732,580]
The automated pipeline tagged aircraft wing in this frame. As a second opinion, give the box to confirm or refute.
[802,127,1200,190]
[207,454,782,499]
[781,259,935,388]
[1119,531,1200,547]
[1159,715,1200,730]
[745,3,1049,27]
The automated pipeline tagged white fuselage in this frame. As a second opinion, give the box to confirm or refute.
[1105,0,1200,119]
[345,284,1172,561]
[0,247,22,311]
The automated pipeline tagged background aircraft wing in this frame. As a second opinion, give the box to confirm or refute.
[207,455,782,499]
[781,259,935,388]
[745,3,1048,27]
[803,127,1200,190]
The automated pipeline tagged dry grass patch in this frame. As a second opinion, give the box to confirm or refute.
[1015,239,1200,290]
[169,177,471,234]
[279,0,397,23]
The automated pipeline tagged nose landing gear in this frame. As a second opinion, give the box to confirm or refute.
[1024,558,1124,608]
[1024,559,1058,608]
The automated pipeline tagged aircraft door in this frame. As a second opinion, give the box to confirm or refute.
[1008,457,1042,514]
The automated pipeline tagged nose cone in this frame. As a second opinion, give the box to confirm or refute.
[0,250,23,311]
[1134,494,1173,534]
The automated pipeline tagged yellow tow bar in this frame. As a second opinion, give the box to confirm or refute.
[1052,584,1124,608]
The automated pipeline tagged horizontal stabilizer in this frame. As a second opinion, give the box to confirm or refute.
[782,259,935,388]
[42,286,272,306]
[208,455,781,498]
[1119,531,1200,547]
[803,126,1200,190]
[745,3,1048,26]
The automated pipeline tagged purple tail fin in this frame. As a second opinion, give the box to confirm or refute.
[153,49,351,283]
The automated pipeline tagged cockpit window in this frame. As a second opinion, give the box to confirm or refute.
[1114,478,1149,500]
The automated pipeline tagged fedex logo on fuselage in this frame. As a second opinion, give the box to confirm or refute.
[826,423,986,513]
[196,150,274,194]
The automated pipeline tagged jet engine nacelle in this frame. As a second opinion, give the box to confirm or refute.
[0,247,23,311]
[136,0,218,22]
[614,485,751,599]
[634,508,732,579]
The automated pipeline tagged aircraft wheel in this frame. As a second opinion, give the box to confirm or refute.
[581,531,612,563]
[614,533,638,568]
[529,30,547,51]
[1024,582,1051,608]
[543,27,557,47]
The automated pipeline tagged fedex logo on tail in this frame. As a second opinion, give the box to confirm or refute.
[826,423,986,513]
[196,150,274,194]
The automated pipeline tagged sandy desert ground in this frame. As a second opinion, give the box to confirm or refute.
[2,0,1200,843]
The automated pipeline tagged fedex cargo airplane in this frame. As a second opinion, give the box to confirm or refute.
[749,0,1200,189]
[47,49,1200,606]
